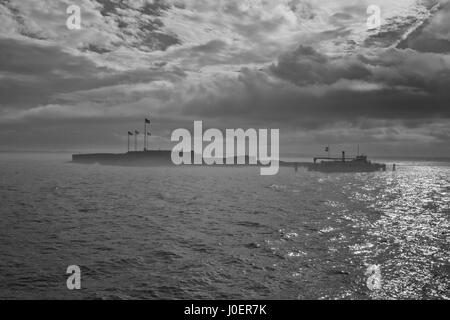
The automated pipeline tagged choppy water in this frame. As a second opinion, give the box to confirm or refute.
[0,153,448,299]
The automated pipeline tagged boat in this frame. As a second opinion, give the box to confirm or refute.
[309,151,386,172]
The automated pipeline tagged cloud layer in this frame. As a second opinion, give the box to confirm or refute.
[0,0,449,156]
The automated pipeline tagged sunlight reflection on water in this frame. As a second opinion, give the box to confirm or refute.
[0,154,448,299]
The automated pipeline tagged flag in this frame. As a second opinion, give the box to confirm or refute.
[147,132,152,136]
[135,130,139,135]
[145,118,150,124]
[325,146,329,152]
[128,131,133,136]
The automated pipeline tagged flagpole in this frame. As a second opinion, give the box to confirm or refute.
[128,132,130,153]
[144,121,147,151]
[134,131,137,151]
[148,117,150,149]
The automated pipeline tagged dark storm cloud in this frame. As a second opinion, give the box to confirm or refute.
[0,38,108,108]
[178,46,450,130]
[0,38,186,111]
[292,44,450,92]
[270,45,371,86]
[398,1,450,53]
[0,0,449,156]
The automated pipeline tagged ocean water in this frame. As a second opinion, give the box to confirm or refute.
[0,153,448,300]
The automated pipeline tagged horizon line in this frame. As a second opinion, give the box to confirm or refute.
[1,149,450,161]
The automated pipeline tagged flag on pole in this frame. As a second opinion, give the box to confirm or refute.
[135,130,140,135]
[144,119,150,151]
[147,132,152,136]
[127,131,134,152]
[325,146,329,152]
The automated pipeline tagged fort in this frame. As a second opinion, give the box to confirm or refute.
[72,118,389,174]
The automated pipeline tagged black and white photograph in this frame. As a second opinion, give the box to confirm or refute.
[0,0,449,305]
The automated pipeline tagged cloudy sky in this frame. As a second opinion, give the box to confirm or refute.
[0,0,449,157]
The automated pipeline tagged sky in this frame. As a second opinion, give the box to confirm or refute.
[0,0,449,157]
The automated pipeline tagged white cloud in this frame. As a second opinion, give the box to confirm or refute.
[1,0,449,155]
